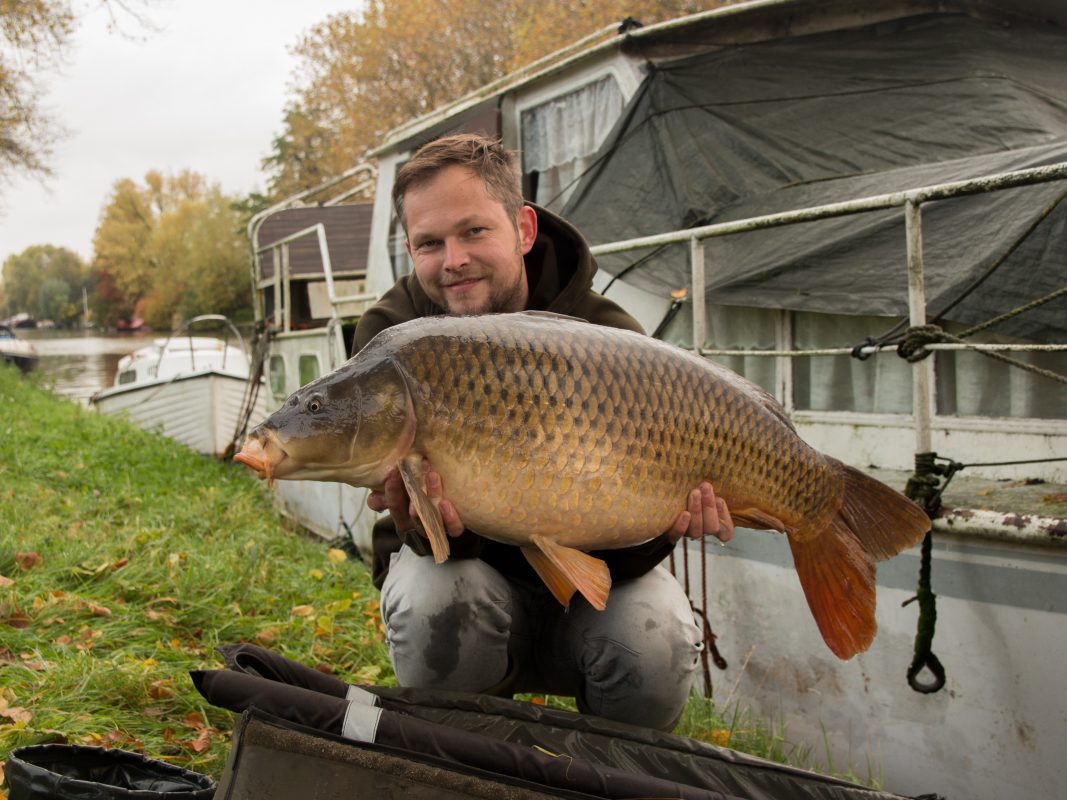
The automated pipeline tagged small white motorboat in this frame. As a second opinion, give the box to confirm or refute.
[0,323,39,373]
[91,315,266,457]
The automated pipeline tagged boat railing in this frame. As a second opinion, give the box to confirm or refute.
[589,161,1067,451]
[155,314,252,375]
[254,223,377,333]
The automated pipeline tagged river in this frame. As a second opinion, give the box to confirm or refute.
[21,329,158,405]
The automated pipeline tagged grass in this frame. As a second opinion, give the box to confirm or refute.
[0,364,876,791]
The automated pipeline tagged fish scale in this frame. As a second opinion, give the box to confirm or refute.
[389,314,838,546]
[236,311,930,658]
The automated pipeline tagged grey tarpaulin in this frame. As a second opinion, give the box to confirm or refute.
[562,13,1067,343]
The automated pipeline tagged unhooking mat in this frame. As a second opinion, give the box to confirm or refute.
[193,643,944,800]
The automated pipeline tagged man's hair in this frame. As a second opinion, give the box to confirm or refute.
[392,134,524,230]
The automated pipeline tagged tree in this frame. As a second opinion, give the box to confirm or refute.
[263,0,721,199]
[91,170,250,330]
[1,1,155,188]
[1,244,86,325]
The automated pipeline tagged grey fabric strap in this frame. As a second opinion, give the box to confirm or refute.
[345,685,381,706]
[341,700,383,742]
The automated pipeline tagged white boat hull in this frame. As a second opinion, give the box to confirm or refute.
[92,370,266,457]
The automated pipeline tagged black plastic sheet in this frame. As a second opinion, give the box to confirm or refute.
[4,744,215,799]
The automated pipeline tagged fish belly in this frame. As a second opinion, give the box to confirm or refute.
[394,314,842,551]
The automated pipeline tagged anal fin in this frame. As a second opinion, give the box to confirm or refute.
[397,457,450,564]
[522,547,577,607]
[528,534,611,611]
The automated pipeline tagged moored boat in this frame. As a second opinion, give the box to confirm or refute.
[0,323,39,373]
[90,315,267,457]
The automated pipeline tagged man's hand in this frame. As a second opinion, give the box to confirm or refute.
[668,481,734,544]
[367,462,465,538]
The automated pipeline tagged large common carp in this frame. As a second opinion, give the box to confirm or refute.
[235,312,929,659]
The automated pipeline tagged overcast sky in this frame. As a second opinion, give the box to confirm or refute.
[0,0,360,265]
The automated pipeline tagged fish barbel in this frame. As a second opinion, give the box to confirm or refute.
[235,312,928,659]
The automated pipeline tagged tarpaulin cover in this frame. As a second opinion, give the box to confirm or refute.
[562,13,1067,343]
[198,644,941,800]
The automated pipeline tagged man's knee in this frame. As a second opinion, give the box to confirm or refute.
[574,567,702,729]
[380,548,516,692]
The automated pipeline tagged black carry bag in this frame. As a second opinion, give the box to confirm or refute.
[4,744,216,800]
[196,643,942,800]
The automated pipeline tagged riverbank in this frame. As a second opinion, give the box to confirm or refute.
[0,365,875,788]
[0,365,391,777]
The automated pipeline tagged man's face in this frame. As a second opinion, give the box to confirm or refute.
[404,164,537,315]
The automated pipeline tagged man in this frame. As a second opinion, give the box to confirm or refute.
[353,134,732,731]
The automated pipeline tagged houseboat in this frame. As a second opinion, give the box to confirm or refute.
[248,2,1067,797]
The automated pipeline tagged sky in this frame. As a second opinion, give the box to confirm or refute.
[0,0,360,265]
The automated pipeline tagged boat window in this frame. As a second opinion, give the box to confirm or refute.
[659,303,779,395]
[793,312,913,414]
[118,370,137,386]
[520,76,623,210]
[298,354,321,387]
[934,325,1067,419]
[269,355,286,396]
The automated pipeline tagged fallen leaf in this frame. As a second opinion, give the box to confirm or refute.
[254,627,279,645]
[1043,492,1067,503]
[0,574,13,587]
[15,552,43,571]
[190,729,213,753]
[181,711,206,730]
[0,704,32,724]
[86,602,112,617]
[291,604,315,617]
[327,548,347,564]
[148,680,175,700]
[308,568,324,581]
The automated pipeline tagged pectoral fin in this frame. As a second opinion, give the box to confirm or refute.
[397,458,450,564]
[730,507,790,534]
[527,534,611,611]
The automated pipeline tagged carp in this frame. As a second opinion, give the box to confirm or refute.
[235,312,929,659]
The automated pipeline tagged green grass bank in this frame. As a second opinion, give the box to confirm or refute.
[0,365,874,788]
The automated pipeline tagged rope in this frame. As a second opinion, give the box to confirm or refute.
[901,452,960,694]
[897,322,1067,386]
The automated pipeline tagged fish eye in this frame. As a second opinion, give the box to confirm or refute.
[306,395,323,413]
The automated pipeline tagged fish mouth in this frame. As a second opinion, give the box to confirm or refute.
[233,433,288,486]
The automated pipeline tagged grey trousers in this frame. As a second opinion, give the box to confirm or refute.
[380,545,703,730]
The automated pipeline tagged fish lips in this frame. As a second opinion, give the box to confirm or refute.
[233,435,291,485]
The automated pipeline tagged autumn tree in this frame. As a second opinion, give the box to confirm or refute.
[91,170,250,330]
[0,1,154,190]
[1,244,86,325]
[263,0,719,200]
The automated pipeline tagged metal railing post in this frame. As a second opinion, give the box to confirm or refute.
[905,198,934,453]
[690,236,707,353]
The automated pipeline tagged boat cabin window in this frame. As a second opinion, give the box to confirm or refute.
[662,305,1067,420]
[268,355,286,397]
[298,354,321,387]
[521,76,623,210]
[118,370,137,386]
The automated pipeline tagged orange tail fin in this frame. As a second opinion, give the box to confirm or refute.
[791,464,930,659]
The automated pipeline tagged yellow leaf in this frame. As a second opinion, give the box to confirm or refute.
[327,548,347,564]
[308,568,324,581]
[291,604,315,617]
